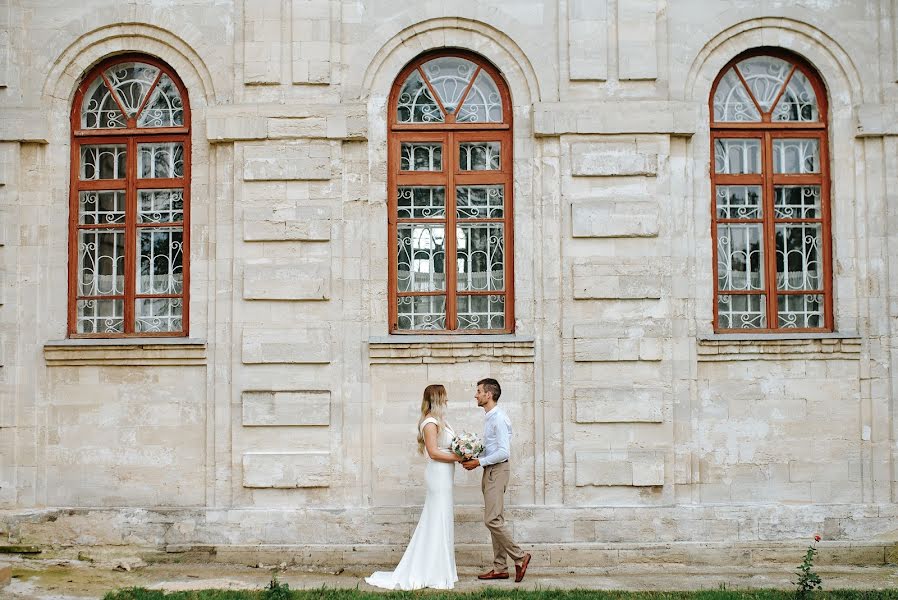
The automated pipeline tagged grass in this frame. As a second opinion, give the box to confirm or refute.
[102,589,898,600]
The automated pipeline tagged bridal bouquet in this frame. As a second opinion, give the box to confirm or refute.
[451,432,484,461]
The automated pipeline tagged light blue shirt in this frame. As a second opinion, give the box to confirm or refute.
[479,406,511,467]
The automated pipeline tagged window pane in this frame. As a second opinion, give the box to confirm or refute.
[456,70,503,123]
[79,230,125,295]
[735,56,792,112]
[137,74,184,127]
[457,223,504,291]
[138,189,184,223]
[457,295,505,330]
[397,225,446,292]
[400,143,442,171]
[397,186,445,219]
[105,62,160,117]
[135,298,183,333]
[81,76,126,129]
[718,294,766,329]
[716,186,761,219]
[774,186,821,219]
[778,294,823,329]
[459,142,500,171]
[80,145,126,180]
[397,295,446,330]
[773,70,819,122]
[456,185,504,219]
[714,139,760,174]
[776,223,822,291]
[713,68,760,122]
[717,224,764,291]
[138,142,184,178]
[396,69,444,123]
[138,228,184,295]
[79,191,125,225]
[773,139,820,174]
[420,57,478,115]
[77,299,124,334]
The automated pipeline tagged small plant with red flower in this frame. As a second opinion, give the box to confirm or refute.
[794,534,823,598]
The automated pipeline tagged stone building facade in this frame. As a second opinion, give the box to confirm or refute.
[1,0,897,567]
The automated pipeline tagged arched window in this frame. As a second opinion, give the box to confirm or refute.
[710,50,831,331]
[388,51,513,333]
[69,55,190,337]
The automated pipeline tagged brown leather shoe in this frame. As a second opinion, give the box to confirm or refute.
[514,553,532,583]
[477,570,510,580]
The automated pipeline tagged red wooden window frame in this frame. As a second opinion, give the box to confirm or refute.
[387,51,515,334]
[710,49,833,332]
[68,54,191,338]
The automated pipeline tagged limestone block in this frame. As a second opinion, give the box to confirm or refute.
[268,117,327,138]
[573,319,667,362]
[572,259,666,299]
[618,0,657,80]
[533,101,699,136]
[243,205,332,241]
[243,142,333,181]
[576,450,664,486]
[571,143,658,176]
[207,115,267,142]
[242,452,331,487]
[0,0,8,88]
[242,390,330,426]
[569,0,607,80]
[241,327,332,364]
[243,260,331,300]
[244,0,282,84]
[574,387,663,422]
[571,200,659,238]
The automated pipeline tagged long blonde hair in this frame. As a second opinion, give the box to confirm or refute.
[417,384,448,455]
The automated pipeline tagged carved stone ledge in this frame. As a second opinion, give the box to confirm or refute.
[43,338,207,366]
[697,333,861,361]
[369,335,535,364]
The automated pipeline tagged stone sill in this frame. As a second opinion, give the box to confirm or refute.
[697,332,861,361]
[369,335,535,364]
[43,338,207,366]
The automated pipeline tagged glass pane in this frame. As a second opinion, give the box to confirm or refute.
[397,295,446,330]
[138,227,184,294]
[81,76,126,129]
[773,70,819,122]
[138,189,184,223]
[778,294,823,329]
[105,62,160,116]
[79,229,125,295]
[457,223,504,291]
[79,191,125,225]
[773,139,820,174]
[396,69,444,123]
[774,186,821,219]
[137,74,184,127]
[713,68,761,122]
[776,223,822,291]
[135,298,183,333]
[456,185,504,219]
[717,224,763,291]
[77,299,124,334]
[397,186,445,219]
[420,57,478,115]
[80,145,126,180]
[397,225,446,292]
[736,56,791,111]
[138,142,184,178]
[457,295,505,330]
[459,142,500,170]
[714,139,760,174]
[718,294,766,329]
[716,186,761,219]
[456,70,503,123]
[400,143,442,171]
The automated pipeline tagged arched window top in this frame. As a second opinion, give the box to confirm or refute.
[392,52,508,125]
[78,56,187,130]
[712,51,825,124]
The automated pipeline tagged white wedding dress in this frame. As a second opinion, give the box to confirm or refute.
[365,417,458,590]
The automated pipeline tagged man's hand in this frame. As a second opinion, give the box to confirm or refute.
[462,459,480,471]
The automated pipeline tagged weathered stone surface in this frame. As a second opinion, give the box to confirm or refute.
[0,562,9,587]
[243,142,333,181]
[243,260,331,300]
[571,143,658,176]
[569,0,607,80]
[242,390,331,426]
[574,387,663,422]
[243,205,332,241]
[243,0,281,84]
[241,327,332,364]
[570,200,659,238]
[618,0,657,80]
[291,0,331,84]
[573,319,668,361]
[572,259,666,299]
[576,451,665,486]
[243,452,331,488]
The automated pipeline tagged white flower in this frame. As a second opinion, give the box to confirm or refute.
[451,432,485,459]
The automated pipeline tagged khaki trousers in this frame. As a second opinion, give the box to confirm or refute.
[481,461,524,572]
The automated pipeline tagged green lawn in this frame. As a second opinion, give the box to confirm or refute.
[103,588,898,600]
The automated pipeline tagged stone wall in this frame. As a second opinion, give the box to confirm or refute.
[1,0,897,565]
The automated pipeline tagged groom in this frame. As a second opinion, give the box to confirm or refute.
[462,378,531,583]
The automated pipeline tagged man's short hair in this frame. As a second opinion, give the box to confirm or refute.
[477,378,501,402]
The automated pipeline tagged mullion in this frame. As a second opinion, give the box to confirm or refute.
[124,137,137,333]
[446,132,457,330]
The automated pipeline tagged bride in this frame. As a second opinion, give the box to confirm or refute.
[366,384,463,590]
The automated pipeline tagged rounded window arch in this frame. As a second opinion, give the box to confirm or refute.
[69,54,190,337]
[710,48,832,331]
[387,50,514,333]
